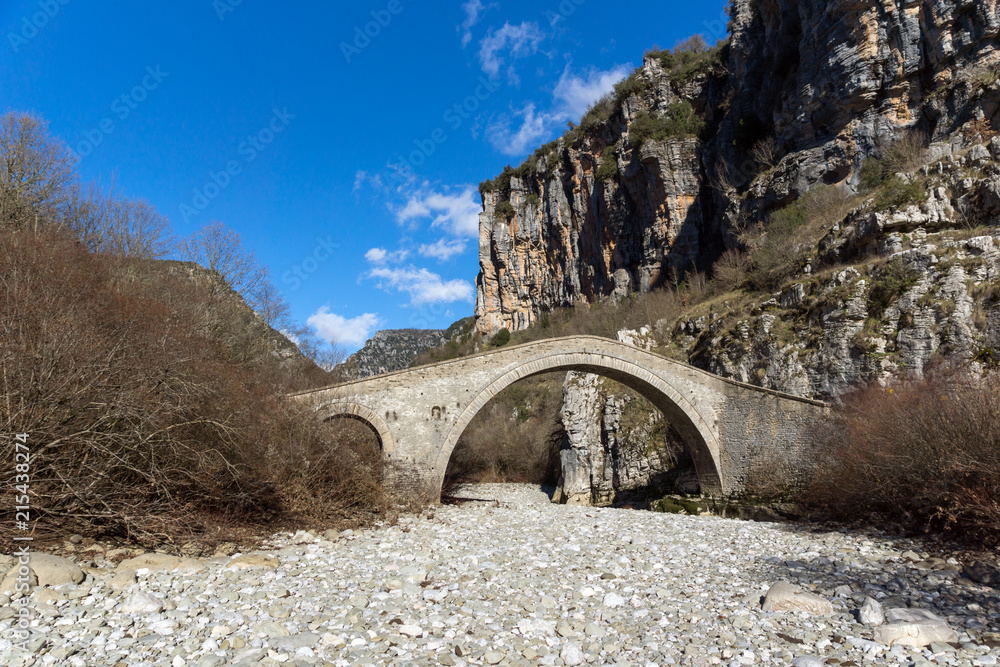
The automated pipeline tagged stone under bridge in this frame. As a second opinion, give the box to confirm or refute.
[290,336,828,502]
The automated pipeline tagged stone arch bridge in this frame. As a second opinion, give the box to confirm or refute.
[290,336,828,502]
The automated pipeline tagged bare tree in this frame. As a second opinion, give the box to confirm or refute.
[750,137,779,168]
[181,220,298,329]
[0,111,77,229]
[97,193,174,259]
[181,221,267,296]
[61,182,105,249]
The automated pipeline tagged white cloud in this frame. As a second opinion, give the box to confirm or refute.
[396,187,482,238]
[479,21,545,84]
[365,247,387,263]
[307,308,380,347]
[553,64,633,120]
[459,0,491,48]
[419,238,468,262]
[487,103,555,155]
[368,266,474,305]
[353,170,385,194]
[365,247,409,264]
[486,64,633,156]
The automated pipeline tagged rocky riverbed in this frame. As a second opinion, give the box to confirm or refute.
[1,484,999,666]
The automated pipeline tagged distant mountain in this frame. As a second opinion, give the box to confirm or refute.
[341,318,474,379]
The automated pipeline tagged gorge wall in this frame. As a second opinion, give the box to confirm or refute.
[474,0,1000,344]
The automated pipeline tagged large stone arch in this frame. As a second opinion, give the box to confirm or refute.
[433,350,724,498]
[321,402,395,457]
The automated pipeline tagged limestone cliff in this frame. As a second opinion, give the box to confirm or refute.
[475,0,1000,336]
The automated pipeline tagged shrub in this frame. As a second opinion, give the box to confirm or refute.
[858,157,886,193]
[0,229,378,547]
[614,71,649,103]
[882,130,928,174]
[479,165,514,197]
[596,146,619,180]
[743,186,860,292]
[859,131,928,194]
[750,137,779,168]
[874,175,926,211]
[801,366,1000,545]
[628,102,705,149]
[745,200,808,290]
[650,35,724,85]
[494,201,515,221]
[866,258,920,318]
[546,149,561,173]
[491,327,511,347]
[712,249,751,292]
[580,92,616,132]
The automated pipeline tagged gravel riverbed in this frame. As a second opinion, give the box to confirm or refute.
[1,484,999,666]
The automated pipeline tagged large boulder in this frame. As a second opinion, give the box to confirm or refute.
[874,621,958,647]
[873,608,959,647]
[24,553,83,587]
[859,597,885,626]
[965,560,1000,587]
[761,581,833,615]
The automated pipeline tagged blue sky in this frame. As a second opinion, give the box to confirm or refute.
[1,0,728,352]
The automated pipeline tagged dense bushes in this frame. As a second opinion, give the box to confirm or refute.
[859,130,929,211]
[742,185,859,291]
[596,146,619,180]
[0,110,382,548]
[802,366,1000,544]
[0,229,384,547]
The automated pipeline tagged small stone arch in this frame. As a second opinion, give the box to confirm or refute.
[433,351,724,498]
[320,402,395,458]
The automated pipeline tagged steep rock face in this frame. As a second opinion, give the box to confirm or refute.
[475,0,1000,335]
[556,372,689,506]
[676,231,1000,399]
[476,138,710,334]
[343,329,449,379]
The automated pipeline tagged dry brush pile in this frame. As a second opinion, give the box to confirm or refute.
[802,365,1000,545]
[0,111,385,549]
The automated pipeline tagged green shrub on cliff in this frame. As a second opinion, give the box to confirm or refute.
[596,146,619,180]
[628,102,705,148]
[494,200,515,221]
[491,327,511,347]
[614,71,649,103]
[866,257,920,318]
[874,175,926,212]
[648,35,726,85]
